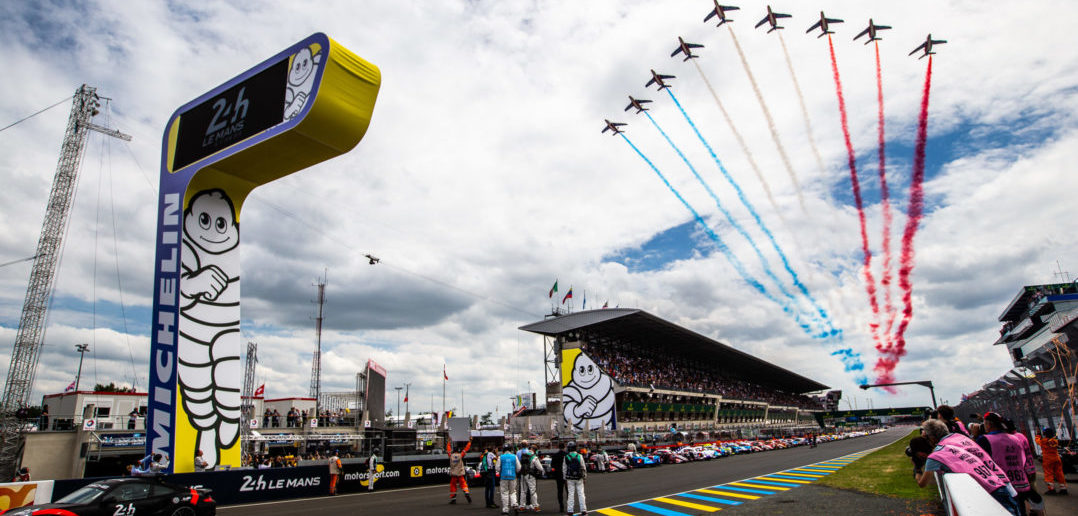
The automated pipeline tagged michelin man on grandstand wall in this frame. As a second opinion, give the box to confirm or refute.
[562,351,616,431]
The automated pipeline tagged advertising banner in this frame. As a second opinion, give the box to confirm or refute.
[146,32,380,473]
[560,348,616,432]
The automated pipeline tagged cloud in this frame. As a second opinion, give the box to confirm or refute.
[1,0,1077,418]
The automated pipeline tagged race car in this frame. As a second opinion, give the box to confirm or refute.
[3,477,216,516]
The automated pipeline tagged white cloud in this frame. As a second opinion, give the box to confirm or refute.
[1,0,1076,417]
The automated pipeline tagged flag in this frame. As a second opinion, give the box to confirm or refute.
[582,290,586,310]
[548,279,558,298]
[64,380,76,393]
[443,364,448,381]
[404,386,409,403]
[562,287,573,304]
[512,405,527,418]
[602,300,608,309]
[254,384,265,397]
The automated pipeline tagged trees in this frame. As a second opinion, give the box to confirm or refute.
[92,382,136,393]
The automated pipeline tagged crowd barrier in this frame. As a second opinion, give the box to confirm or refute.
[935,472,1011,516]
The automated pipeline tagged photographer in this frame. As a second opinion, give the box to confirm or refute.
[913,419,1020,516]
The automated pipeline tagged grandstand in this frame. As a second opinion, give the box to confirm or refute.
[520,308,828,436]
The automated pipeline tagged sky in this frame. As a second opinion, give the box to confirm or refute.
[1,0,1077,420]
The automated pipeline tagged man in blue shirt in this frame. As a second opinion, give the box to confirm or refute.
[496,445,521,515]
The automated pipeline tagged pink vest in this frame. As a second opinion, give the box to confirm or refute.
[983,432,1029,492]
[1011,432,1035,476]
[939,434,1013,488]
[929,444,1008,494]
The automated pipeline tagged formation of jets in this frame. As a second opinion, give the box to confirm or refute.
[602,4,943,135]
[703,2,739,27]
[909,34,947,59]
[806,11,843,38]
[854,19,891,44]
[754,5,791,33]
[671,36,704,61]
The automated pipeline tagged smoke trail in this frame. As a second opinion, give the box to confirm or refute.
[831,348,869,385]
[642,110,821,332]
[875,41,897,343]
[665,89,839,338]
[877,56,934,384]
[727,26,806,212]
[827,34,885,352]
[777,31,826,177]
[690,59,784,218]
[619,133,817,337]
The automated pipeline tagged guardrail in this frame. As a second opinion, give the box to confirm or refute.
[935,472,1011,516]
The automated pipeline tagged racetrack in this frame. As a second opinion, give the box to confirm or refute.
[219,427,912,515]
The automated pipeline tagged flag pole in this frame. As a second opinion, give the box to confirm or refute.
[442,365,446,430]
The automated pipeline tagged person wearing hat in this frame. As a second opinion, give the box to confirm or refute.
[563,441,588,516]
[977,413,1044,515]
[1036,427,1068,495]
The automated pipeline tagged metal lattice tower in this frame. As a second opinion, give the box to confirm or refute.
[308,274,326,418]
[0,85,130,477]
[240,341,258,453]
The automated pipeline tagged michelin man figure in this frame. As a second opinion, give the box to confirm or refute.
[284,45,322,121]
[178,189,243,468]
[562,352,616,431]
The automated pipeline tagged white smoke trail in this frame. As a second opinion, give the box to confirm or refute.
[778,31,826,177]
[727,26,806,213]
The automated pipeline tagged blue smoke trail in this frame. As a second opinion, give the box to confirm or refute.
[643,110,826,338]
[666,89,840,339]
[619,134,819,337]
[831,348,869,385]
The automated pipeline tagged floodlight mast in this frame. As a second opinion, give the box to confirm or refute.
[859,380,937,409]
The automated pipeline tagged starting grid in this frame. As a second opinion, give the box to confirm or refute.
[596,450,873,516]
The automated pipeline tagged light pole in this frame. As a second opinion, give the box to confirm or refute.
[395,386,402,428]
[74,344,90,391]
[860,380,937,409]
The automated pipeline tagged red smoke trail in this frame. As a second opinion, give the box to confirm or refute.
[875,41,896,346]
[877,56,933,384]
[827,35,884,353]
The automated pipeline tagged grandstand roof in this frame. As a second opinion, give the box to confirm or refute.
[519,308,828,394]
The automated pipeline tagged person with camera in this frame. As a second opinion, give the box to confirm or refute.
[913,419,1020,515]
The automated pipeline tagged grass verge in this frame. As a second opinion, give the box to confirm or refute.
[817,429,939,502]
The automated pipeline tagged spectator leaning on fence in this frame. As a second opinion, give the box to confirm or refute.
[915,419,1020,516]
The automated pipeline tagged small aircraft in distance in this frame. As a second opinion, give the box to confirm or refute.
[624,96,652,114]
[703,2,739,26]
[806,11,843,38]
[671,37,704,61]
[645,69,676,90]
[755,5,791,33]
[364,254,380,265]
[908,34,946,59]
[853,19,891,44]
[602,119,627,135]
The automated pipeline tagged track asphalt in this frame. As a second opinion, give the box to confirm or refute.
[220,427,923,515]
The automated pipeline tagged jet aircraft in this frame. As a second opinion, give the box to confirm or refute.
[703,2,739,26]
[645,69,676,91]
[602,119,627,135]
[671,37,704,61]
[624,96,652,114]
[754,5,791,33]
[364,254,380,265]
[908,34,946,59]
[853,19,891,44]
[806,11,843,38]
